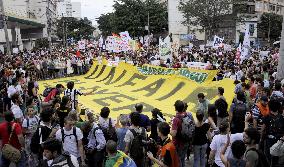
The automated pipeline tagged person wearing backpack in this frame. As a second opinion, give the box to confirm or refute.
[252,95,270,133]
[84,112,106,167]
[243,127,269,167]
[41,139,79,167]
[0,111,25,167]
[44,84,64,103]
[30,109,54,163]
[229,92,248,134]
[98,107,118,142]
[262,99,284,166]
[22,107,39,165]
[55,116,86,166]
[170,100,194,167]
[124,112,146,167]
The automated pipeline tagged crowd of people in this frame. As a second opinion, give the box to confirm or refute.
[0,45,284,167]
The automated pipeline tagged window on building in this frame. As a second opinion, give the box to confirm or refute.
[269,4,273,11]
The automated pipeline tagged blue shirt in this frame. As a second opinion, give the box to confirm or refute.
[139,113,151,129]
[116,127,128,151]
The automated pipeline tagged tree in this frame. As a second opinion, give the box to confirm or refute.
[57,17,95,43]
[35,38,49,49]
[258,13,283,43]
[179,0,244,41]
[97,0,168,37]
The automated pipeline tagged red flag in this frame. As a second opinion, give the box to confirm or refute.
[112,33,120,38]
[76,50,81,58]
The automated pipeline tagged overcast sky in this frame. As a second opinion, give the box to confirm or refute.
[71,0,115,25]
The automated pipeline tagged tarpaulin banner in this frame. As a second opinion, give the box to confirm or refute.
[39,61,235,121]
[137,65,217,83]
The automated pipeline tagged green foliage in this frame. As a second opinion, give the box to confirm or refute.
[57,17,95,41]
[35,38,49,49]
[97,0,168,37]
[258,13,283,42]
[179,0,244,39]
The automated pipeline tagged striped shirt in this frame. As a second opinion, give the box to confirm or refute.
[64,89,83,110]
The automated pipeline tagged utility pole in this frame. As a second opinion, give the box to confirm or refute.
[0,0,11,56]
[46,0,51,50]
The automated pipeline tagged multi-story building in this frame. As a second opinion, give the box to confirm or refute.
[71,1,81,19]
[168,0,205,46]
[0,0,58,51]
[57,0,73,18]
[168,0,284,46]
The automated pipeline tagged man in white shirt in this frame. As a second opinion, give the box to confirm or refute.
[55,116,86,166]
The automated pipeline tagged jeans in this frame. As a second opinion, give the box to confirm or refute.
[193,144,208,167]
[1,151,26,167]
[177,143,189,167]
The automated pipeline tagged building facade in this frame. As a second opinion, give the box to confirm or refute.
[71,2,81,19]
[0,0,58,51]
[168,0,284,46]
[57,0,73,18]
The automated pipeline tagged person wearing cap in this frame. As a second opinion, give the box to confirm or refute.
[252,95,269,133]
[135,103,151,132]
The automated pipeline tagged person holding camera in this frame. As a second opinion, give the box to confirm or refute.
[147,122,180,167]
[85,112,106,167]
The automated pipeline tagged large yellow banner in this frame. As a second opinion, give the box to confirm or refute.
[39,61,235,120]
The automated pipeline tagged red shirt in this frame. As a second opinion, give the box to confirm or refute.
[44,89,58,102]
[171,112,186,147]
[0,122,22,150]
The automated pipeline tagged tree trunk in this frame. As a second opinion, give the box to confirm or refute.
[277,15,284,80]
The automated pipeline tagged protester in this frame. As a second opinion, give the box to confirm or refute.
[135,103,151,132]
[55,116,86,166]
[0,111,25,167]
[105,140,136,167]
[41,139,79,167]
[147,122,180,167]
[170,100,194,167]
[192,111,211,167]
[64,81,95,110]
[124,112,147,167]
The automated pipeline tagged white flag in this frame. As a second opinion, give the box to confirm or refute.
[213,35,224,47]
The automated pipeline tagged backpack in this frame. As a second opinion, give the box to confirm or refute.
[61,127,78,147]
[246,148,269,167]
[228,158,246,167]
[231,102,247,133]
[30,125,52,154]
[129,128,145,159]
[215,98,229,118]
[26,116,39,128]
[179,113,195,141]
[49,152,75,167]
[265,114,284,139]
[43,87,53,97]
[270,93,284,104]
[99,118,118,142]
